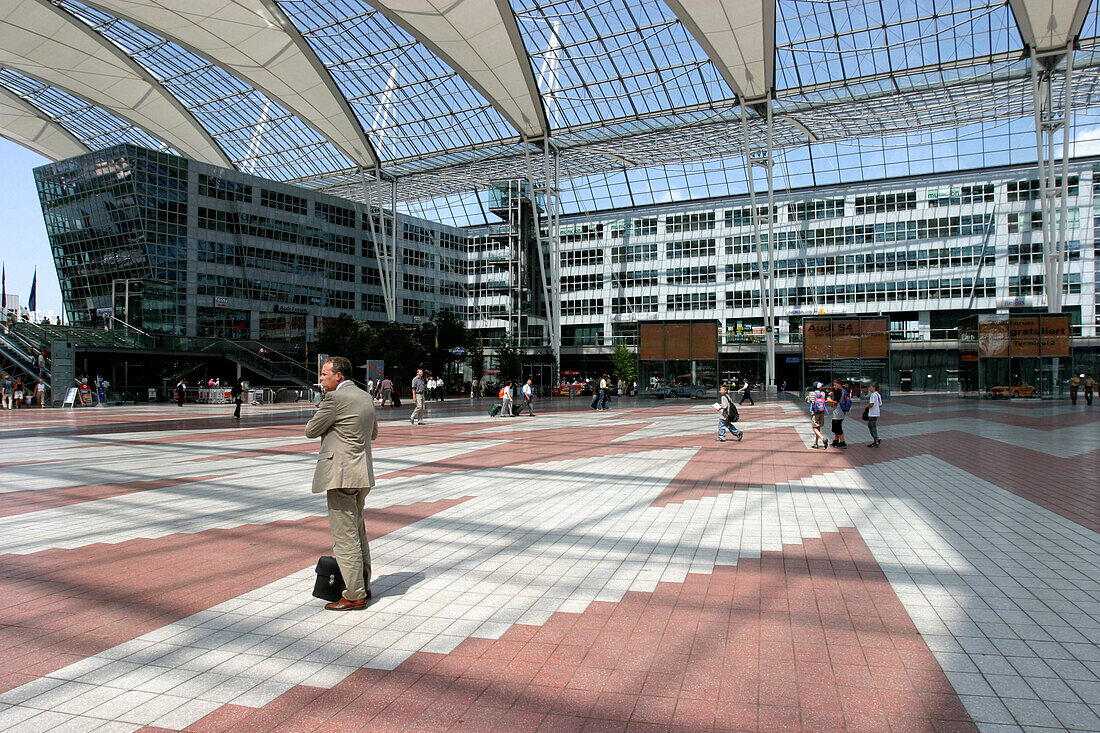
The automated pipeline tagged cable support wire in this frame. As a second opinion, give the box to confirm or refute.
[777,3,1000,52]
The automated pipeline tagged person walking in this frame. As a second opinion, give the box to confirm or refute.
[1069,373,1081,405]
[500,381,514,417]
[737,377,755,406]
[517,378,536,416]
[1083,373,1095,406]
[598,374,610,410]
[715,383,744,442]
[379,376,393,406]
[35,378,46,408]
[13,378,24,409]
[806,382,829,449]
[410,368,427,424]
[305,356,378,611]
[826,379,849,448]
[175,378,186,407]
[231,378,244,419]
[865,382,883,447]
[1,374,12,410]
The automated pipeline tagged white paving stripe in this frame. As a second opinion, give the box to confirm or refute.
[1,406,1098,732]
[0,440,508,553]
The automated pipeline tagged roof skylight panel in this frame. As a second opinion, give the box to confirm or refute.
[279,0,516,162]
[0,67,175,153]
[56,0,352,180]
[512,0,732,130]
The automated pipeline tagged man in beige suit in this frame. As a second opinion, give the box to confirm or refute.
[306,356,378,611]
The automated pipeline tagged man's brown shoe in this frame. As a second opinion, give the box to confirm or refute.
[324,596,367,611]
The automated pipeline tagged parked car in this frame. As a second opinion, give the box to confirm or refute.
[988,383,1039,399]
[655,383,709,399]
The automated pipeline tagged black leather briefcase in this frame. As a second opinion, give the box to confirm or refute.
[312,556,346,602]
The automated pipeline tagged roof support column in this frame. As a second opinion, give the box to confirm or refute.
[740,95,777,393]
[360,169,399,322]
[523,139,561,366]
[1030,46,1074,315]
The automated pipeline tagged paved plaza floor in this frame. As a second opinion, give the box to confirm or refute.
[0,393,1098,732]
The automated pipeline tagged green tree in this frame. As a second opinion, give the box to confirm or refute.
[367,321,423,389]
[495,334,525,384]
[466,340,485,382]
[611,343,637,384]
[315,314,370,370]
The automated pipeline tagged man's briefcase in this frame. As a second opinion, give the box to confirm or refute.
[312,556,345,602]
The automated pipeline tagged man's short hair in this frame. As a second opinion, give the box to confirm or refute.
[325,356,353,379]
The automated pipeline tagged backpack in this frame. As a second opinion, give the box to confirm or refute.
[839,389,852,412]
[810,391,827,414]
[721,395,739,422]
[498,386,507,399]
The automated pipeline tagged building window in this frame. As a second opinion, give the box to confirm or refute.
[611,243,657,262]
[666,292,716,311]
[198,174,252,203]
[560,248,604,267]
[611,296,658,314]
[561,298,604,316]
[665,238,717,259]
[402,298,427,317]
[402,272,435,293]
[561,274,603,292]
[854,191,917,213]
[260,188,308,215]
[315,202,356,228]
[788,199,845,221]
[665,212,716,233]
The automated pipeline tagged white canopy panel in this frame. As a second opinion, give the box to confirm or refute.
[0,0,229,165]
[0,85,90,160]
[1008,0,1091,51]
[663,0,774,100]
[370,0,548,139]
[82,0,378,167]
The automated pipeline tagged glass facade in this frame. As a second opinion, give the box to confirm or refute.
[34,146,1100,355]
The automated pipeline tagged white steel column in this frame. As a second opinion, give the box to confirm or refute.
[1030,46,1074,314]
[360,168,398,322]
[740,96,777,391]
[523,138,562,364]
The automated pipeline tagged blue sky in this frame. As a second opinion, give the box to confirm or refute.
[0,138,59,317]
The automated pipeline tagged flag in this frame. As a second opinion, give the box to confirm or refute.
[28,269,37,312]
[1,264,5,314]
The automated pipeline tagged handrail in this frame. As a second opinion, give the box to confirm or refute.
[109,315,153,339]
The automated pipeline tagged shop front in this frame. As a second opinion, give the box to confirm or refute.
[958,314,1072,399]
[801,316,890,397]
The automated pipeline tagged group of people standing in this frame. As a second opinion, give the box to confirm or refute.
[806,380,882,449]
[1,374,47,408]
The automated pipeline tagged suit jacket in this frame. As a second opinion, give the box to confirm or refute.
[305,381,378,493]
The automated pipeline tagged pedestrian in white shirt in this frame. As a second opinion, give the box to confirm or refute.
[864,382,883,447]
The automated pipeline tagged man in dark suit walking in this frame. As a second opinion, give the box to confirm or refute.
[306,356,378,611]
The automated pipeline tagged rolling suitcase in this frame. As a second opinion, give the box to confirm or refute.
[488,402,502,417]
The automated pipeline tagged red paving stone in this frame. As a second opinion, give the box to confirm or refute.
[0,497,469,695]
[0,473,230,517]
[184,528,975,733]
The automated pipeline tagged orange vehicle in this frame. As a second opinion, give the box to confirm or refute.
[988,383,1039,399]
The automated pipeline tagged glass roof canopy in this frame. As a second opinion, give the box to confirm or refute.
[1,0,1098,226]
